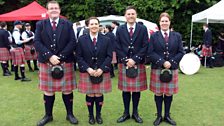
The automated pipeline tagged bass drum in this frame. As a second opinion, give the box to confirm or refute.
[179,53,201,75]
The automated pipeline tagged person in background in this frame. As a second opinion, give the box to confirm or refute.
[148,12,184,126]
[34,1,78,125]
[116,6,148,124]
[22,23,39,72]
[76,17,112,125]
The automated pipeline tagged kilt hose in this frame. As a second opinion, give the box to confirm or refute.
[118,64,147,92]
[24,45,37,60]
[0,48,11,61]
[112,51,117,64]
[78,72,111,94]
[38,63,77,92]
[150,69,179,94]
[202,45,212,57]
[10,47,25,65]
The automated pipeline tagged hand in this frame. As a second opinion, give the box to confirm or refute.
[94,68,103,77]
[125,58,136,67]
[30,36,34,39]
[49,55,60,65]
[163,61,171,69]
[87,68,96,76]
[10,47,15,52]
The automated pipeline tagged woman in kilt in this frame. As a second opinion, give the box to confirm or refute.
[0,22,12,76]
[148,12,184,126]
[76,17,112,125]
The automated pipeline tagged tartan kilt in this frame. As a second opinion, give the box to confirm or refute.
[78,72,112,94]
[24,45,37,60]
[10,48,25,65]
[150,69,179,94]
[38,62,77,92]
[118,64,147,92]
[201,45,212,57]
[112,51,117,64]
[0,48,11,61]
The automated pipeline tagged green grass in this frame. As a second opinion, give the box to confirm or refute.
[0,66,224,126]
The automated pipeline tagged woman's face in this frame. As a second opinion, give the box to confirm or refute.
[159,16,170,31]
[88,19,99,34]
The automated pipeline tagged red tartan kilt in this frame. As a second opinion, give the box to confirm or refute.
[201,45,212,57]
[78,72,112,94]
[111,51,117,64]
[10,48,25,65]
[24,45,37,60]
[118,64,147,92]
[150,69,179,94]
[0,48,11,61]
[38,62,77,92]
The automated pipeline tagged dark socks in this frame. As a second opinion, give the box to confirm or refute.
[122,91,131,114]
[86,95,95,116]
[27,60,33,70]
[132,92,140,114]
[95,95,104,116]
[164,95,173,117]
[155,95,163,117]
[20,66,26,78]
[62,93,74,115]
[14,66,19,78]
[1,63,7,73]
[33,60,39,70]
[44,95,55,116]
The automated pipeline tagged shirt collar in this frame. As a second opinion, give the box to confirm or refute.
[127,23,136,32]
[50,18,59,25]
[161,30,170,37]
[90,33,98,42]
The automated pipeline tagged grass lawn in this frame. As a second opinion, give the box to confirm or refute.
[0,66,224,126]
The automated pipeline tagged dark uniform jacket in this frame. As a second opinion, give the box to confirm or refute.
[115,23,148,64]
[203,29,212,47]
[0,29,10,49]
[76,33,112,73]
[34,18,76,63]
[148,31,184,70]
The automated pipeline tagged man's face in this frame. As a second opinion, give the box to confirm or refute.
[47,3,61,20]
[125,9,137,24]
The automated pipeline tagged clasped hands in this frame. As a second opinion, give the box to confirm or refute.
[87,68,103,77]
[49,55,60,65]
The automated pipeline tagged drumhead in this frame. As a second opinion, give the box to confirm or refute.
[179,53,201,75]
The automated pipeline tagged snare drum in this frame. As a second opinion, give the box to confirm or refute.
[179,53,201,75]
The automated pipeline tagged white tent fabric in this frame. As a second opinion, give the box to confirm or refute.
[190,0,224,47]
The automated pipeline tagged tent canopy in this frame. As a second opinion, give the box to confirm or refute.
[0,1,64,21]
[192,0,224,24]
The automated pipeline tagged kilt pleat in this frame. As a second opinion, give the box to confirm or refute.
[10,48,25,65]
[38,63,77,92]
[78,72,112,94]
[118,64,147,92]
[0,48,11,61]
[201,45,212,57]
[24,45,37,60]
[149,69,178,94]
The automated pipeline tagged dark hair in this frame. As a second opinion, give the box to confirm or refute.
[105,25,113,32]
[0,21,6,28]
[137,21,143,25]
[112,21,120,26]
[88,17,100,25]
[159,12,171,22]
[46,0,60,9]
[125,6,137,14]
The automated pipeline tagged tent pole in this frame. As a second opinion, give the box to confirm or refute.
[190,21,193,48]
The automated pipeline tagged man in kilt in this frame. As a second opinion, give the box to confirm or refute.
[116,6,148,123]
[201,23,213,68]
[34,1,78,126]
[0,22,12,76]
[76,17,112,125]
[22,23,38,72]
[11,20,32,81]
[148,12,184,126]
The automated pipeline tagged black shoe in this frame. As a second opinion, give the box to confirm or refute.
[132,113,143,123]
[34,67,39,71]
[66,114,78,124]
[117,113,130,123]
[96,115,103,124]
[29,68,34,72]
[153,116,162,126]
[15,76,22,80]
[89,115,95,125]
[3,73,11,76]
[37,115,53,126]
[21,78,31,82]
[110,74,115,78]
[164,116,176,125]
